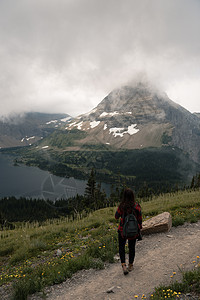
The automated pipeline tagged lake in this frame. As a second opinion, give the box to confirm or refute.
[0,152,110,201]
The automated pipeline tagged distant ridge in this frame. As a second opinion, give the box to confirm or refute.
[0,112,72,148]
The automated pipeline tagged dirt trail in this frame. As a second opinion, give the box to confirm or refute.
[30,221,200,300]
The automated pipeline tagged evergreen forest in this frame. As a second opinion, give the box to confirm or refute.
[1,168,200,228]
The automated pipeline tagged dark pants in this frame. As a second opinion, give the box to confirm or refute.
[118,232,136,264]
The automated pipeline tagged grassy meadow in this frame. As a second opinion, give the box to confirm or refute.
[0,189,200,299]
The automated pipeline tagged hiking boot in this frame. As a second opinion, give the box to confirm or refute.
[121,263,129,275]
[128,263,134,272]
[137,232,142,241]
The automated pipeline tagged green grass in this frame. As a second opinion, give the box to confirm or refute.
[152,260,200,299]
[0,190,200,299]
[141,189,200,226]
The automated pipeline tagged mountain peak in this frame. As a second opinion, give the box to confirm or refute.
[79,83,177,123]
[65,84,200,164]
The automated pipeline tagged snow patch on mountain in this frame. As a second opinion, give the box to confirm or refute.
[46,120,57,125]
[21,136,36,142]
[67,121,83,130]
[46,116,71,125]
[76,122,83,130]
[60,116,71,122]
[127,124,139,135]
[99,111,132,118]
[90,121,100,128]
[100,111,119,117]
[109,127,125,137]
[68,122,77,127]
[109,124,139,138]
[66,120,139,138]
[26,136,35,141]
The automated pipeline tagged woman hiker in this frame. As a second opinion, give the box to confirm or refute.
[115,188,142,275]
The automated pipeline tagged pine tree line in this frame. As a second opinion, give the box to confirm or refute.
[1,169,200,228]
[0,169,120,228]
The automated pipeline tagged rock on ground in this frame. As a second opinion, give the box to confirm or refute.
[141,212,172,235]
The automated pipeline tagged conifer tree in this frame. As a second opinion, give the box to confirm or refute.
[190,176,195,189]
[109,184,118,206]
[95,183,106,209]
[84,168,97,209]
[84,169,107,210]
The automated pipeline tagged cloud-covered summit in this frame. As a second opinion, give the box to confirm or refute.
[0,0,200,118]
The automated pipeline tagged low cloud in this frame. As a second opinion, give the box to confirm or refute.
[0,0,200,118]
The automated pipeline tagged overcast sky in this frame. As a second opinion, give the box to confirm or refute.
[0,0,200,118]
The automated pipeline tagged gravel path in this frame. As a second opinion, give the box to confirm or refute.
[28,221,200,300]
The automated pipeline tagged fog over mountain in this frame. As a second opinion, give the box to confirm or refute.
[0,0,200,118]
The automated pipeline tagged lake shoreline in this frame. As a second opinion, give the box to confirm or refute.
[0,152,111,200]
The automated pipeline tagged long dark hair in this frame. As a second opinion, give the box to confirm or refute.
[119,188,135,212]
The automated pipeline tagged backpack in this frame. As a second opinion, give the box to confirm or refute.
[122,207,139,238]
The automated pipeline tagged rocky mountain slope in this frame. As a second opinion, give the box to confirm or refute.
[194,113,200,119]
[0,112,71,148]
[63,83,200,164]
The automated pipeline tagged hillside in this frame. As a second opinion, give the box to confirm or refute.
[41,221,200,300]
[0,112,71,148]
[0,189,200,299]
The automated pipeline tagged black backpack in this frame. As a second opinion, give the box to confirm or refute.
[122,206,139,238]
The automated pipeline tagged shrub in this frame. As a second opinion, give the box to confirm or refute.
[12,276,42,300]
[172,216,185,227]
[0,244,14,256]
[9,248,28,265]
[28,239,47,255]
